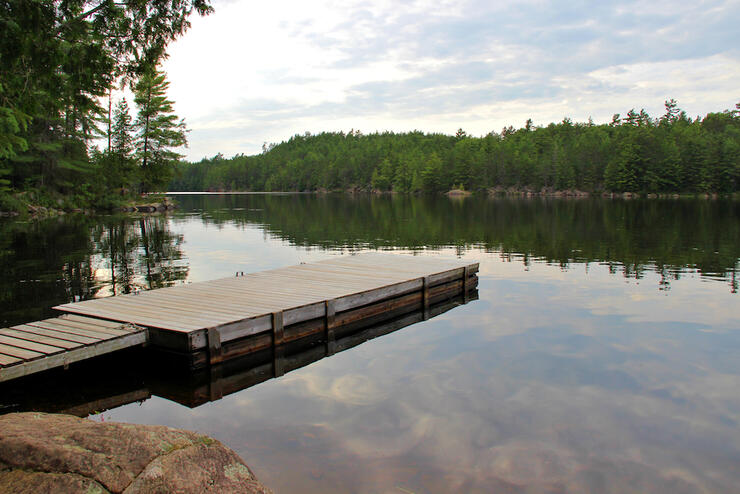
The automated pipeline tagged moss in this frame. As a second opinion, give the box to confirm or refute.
[85,482,109,494]
[223,463,253,482]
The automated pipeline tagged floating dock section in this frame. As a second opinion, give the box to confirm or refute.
[55,253,479,368]
[0,316,146,383]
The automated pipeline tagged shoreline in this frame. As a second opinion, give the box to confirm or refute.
[2,189,737,218]
[0,197,178,219]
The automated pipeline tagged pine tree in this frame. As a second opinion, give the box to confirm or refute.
[107,98,138,192]
[0,0,211,204]
[112,99,133,158]
[133,68,187,193]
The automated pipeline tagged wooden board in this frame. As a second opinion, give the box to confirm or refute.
[0,316,147,383]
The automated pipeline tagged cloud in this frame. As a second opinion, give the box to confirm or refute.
[162,0,740,159]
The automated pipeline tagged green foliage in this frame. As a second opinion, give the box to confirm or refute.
[171,101,740,195]
[103,98,139,192]
[0,0,211,209]
[0,190,23,212]
[133,68,188,193]
[371,158,394,190]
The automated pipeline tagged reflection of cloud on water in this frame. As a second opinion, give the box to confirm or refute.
[103,245,740,492]
[247,356,724,492]
[470,258,740,337]
[281,373,388,407]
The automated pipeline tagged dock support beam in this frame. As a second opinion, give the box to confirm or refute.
[272,311,284,346]
[422,276,431,320]
[325,300,336,355]
[272,311,285,377]
[207,327,222,365]
[463,266,471,303]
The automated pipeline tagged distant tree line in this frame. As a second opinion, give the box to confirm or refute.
[0,0,211,212]
[172,100,740,194]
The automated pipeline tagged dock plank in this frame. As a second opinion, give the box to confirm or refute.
[0,335,66,355]
[9,325,100,345]
[0,353,22,366]
[23,320,110,340]
[0,328,82,350]
[59,314,133,329]
[0,343,45,360]
[42,317,138,336]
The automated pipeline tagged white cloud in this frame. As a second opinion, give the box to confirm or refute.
[161,0,740,160]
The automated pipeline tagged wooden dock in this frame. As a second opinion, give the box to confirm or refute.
[55,253,478,367]
[0,315,146,383]
[0,292,476,415]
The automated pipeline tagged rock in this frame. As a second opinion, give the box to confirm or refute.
[0,470,107,494]
[446,188,471,197]
[0,412,271,494]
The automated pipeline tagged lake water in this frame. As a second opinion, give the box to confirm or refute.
[1,194,739,493]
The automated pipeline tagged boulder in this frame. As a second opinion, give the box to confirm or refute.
[446,188,472,197]
[0,412,271,494]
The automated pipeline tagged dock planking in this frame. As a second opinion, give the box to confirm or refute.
[0,316,147,383]
[55,253,478,366]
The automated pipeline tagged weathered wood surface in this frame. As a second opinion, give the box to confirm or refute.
[0,292,476,414]
[55,253,479,355]
[0,316,147,383]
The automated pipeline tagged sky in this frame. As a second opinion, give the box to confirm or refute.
[161,0,740,161]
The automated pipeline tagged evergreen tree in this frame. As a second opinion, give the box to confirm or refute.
[421,153,444,192]
[107,98,137,192]
[0,0,211,207]
[133,68,187,192]
[371,158,394,190]
[661,99,680,126]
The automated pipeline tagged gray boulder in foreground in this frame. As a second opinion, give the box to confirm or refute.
[0,412,272,493]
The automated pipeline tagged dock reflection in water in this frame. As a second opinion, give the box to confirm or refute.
[0,291,477,416]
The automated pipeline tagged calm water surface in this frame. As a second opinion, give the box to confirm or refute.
[1,194,739,493]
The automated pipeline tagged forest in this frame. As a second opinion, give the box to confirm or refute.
[0,0,211,213]
[1,2,738,212]
[172,101,740,195]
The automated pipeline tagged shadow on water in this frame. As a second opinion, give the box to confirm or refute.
[0,291,477,416]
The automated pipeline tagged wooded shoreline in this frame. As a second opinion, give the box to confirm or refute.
[2,188,738,219]
[172,101,740,197]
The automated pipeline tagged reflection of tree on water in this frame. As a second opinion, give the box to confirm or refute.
[0,215,188,327]
[96,216,188,296]
[0,217,101,326]
[175,194,740,292]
